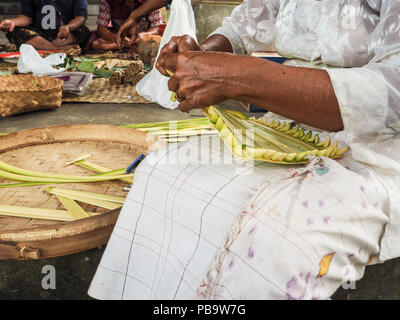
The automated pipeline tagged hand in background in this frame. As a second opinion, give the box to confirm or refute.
[121,36,132,48]
[0,19,15,32]
[116,19,138,49]
[57,25,70,40]
[127,24,139,47]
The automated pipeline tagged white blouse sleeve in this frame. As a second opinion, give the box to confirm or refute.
[325,0,400,143]
[209,0,280,55]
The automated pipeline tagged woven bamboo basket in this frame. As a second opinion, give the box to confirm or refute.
[0,74,63,117]
[0,124,165,260]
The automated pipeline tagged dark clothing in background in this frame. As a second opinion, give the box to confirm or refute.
[6,25,90,50]
[20,0,88,29]
[5,0,89,49]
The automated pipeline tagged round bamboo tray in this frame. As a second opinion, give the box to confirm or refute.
[0,124,165,260]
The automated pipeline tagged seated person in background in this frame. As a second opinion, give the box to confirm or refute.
[0,0,89,51]
[89,0,169,51]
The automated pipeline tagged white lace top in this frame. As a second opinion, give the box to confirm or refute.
[212,0,400,260]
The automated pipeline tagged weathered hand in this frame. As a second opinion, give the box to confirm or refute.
[122,36,132,48]
[57,25,70,40]
[116,19,138,49]
[127,25,139,47]
[163,51,232,112]
[0,19,15,32]
[156,35,202,77]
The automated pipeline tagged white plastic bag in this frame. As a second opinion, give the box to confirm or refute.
[17,44,66,75]
[136,0,197,109]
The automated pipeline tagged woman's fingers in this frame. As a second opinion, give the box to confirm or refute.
[156,42,179,76]
[0,20,13,32]
[156,35,201,76]
[178,94,209,112]
[178,99,193,113]
[116,30,122,48]
[175,35,201,51]
[167,75,179,93]
[162,50,227,112]
[116,22,131,48]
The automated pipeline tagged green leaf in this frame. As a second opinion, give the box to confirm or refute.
[0,71,12,76]
[203,106,348,164]
[77,60,96,73]
[94,69,113,78]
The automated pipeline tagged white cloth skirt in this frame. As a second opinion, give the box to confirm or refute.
[88,136,389,300]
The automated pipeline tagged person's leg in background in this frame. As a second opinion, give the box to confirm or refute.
[6,26,80,50]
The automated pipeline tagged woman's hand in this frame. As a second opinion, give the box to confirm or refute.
[57,25,70,40]
[126,24,139,47]
[156,35,202,77]
[116,17,139,49]
[163,50,234,112]
[0,19,15,32]
[161,48,343,131]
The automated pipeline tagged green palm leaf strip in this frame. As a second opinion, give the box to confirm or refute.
[204,106,348,164]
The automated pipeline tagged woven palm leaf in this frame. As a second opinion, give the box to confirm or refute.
[204,106,348,164]
[0,75,63,117]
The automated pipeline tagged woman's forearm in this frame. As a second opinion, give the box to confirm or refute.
[97,25,117,42]
[129,0,168,22]
[225,55,343,131]
[65,16,86,31]
[11,15,32,27]
[168,51,343,131]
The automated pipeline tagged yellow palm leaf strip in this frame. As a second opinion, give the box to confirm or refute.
[248,119,321,151]
[142,125,214,133]
[122,117,210,129]
[0,168,133,183]
[218,108,296,153]
[213,108,263,149]
[74,160,113,174]
[242,118,312,152]
[214,107,282,151]
[47,187,125,204]
[55,195,90,220]
[47,189,122,210]
[0,205,73,221]
[64,154,93,166]
[222,109,248,120]
[74,160,132,184]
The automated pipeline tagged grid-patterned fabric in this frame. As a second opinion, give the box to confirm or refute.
[89,135,389,300]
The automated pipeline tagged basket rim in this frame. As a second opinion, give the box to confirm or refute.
[0,74,64,92]
[0,124,166,242]
[0,209,121,242]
